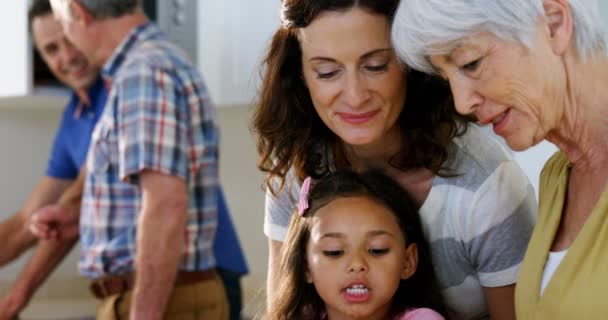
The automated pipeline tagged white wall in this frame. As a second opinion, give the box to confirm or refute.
[0,2,30,97]
[198,1,280,106]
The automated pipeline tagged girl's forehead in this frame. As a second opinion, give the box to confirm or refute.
[308,196,404,241]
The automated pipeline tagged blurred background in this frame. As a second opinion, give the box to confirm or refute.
[0,1,607,319]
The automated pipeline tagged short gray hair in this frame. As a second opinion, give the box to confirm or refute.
[50,0,140,20]
[391,0,607,74]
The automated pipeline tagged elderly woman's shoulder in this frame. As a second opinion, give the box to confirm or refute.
[539,151,569,180]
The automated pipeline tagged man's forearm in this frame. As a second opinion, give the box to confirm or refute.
[131,205,186,319]
[0,177,73,265]
[1,237,77,315]
[0,211,37,266]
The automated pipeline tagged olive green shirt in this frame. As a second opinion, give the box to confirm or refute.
[515,152,608,319]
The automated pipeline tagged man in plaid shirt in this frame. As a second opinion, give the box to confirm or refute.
[35,1,229,318]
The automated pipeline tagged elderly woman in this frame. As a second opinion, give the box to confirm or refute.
[392,0,608,318]
[253,0,537,319]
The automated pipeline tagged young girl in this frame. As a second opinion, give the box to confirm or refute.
[268,170,448,320]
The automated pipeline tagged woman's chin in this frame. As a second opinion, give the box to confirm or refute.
[505,136,536,152]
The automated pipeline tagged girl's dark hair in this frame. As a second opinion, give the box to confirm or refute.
[269,170,449,320]
[252,0,468,194]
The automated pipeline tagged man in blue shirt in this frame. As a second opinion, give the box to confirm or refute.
[0,1,247,318]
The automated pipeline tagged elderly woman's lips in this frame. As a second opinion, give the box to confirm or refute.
[337,110,380,124]
[492,110,511,135]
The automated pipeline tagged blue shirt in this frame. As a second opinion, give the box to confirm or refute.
[216,187,248,274]
[46,77,106,179]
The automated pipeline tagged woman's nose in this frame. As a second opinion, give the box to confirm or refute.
[449,76,483,116]
[342,74,371,108]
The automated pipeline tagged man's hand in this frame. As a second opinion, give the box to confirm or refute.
[28,205,79,240]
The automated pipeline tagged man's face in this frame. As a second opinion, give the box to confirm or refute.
[31,14,97,92]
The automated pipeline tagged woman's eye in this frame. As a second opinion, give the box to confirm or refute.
[461,58,481,72]
[316,69,340,79]
[369,248,389,256]
[322,250,344,257]
[365,63,389,72]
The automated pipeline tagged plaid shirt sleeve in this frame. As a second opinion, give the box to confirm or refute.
[114,63,192,183]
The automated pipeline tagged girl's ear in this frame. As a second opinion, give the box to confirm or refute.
[401,243,418,280]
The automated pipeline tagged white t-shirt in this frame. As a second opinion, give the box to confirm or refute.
[264,126,537,320]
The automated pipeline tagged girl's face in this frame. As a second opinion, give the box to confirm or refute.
[299,7,407,148]
[306,196,417,320]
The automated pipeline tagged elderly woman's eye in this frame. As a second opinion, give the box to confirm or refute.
[461,59,481,72]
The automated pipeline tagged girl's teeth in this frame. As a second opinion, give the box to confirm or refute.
[346,285,368,295]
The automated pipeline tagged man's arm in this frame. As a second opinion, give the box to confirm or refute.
[29,169,86,240]
[0,177,71,266]
[130,170,188,320]
[0,169,86,319]
[0,232,78,319]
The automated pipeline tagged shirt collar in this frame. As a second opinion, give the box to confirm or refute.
[101,21,163,82]
[73,76,105,118]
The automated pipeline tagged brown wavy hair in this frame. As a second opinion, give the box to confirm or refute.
[252,0,467,193]
[266,170,449,320]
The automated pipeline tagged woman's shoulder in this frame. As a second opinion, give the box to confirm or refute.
[397,308,445,320]
[450,125,513,169]
[442,125,523,188]
[538,150,568,196]
[540,151,569,180]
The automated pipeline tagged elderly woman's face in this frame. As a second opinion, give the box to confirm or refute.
[299,7,406,147]
[429,31,566,151]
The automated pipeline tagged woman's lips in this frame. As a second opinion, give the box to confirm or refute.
[492,109,511,136]
[337,110,380,125]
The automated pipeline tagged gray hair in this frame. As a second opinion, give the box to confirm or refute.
[391,0,607,74]
[50,0,140,20]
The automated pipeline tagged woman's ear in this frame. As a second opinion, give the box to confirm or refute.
[543,0,573,55]
[305,264,313,283]
[401,243,418,280]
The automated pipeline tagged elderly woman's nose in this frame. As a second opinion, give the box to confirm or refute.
[449,78,482,116]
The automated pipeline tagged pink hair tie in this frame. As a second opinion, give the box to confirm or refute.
[298,177,312,216]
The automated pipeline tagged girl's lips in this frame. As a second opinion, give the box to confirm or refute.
[337,110,380,125]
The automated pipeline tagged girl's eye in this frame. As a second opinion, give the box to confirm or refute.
[369,248,389,256]
[322,250,344,257]
[461,58,481,72]
[365,63,389,73]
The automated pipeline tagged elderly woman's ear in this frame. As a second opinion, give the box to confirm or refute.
[543,0,574,55]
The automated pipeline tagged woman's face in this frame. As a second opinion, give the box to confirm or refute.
[428,29,567,151]
[299,7,407,147]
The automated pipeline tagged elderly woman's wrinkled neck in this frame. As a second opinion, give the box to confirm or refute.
[546,51,608,169]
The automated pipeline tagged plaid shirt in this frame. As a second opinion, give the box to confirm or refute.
[79,22,219,279]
